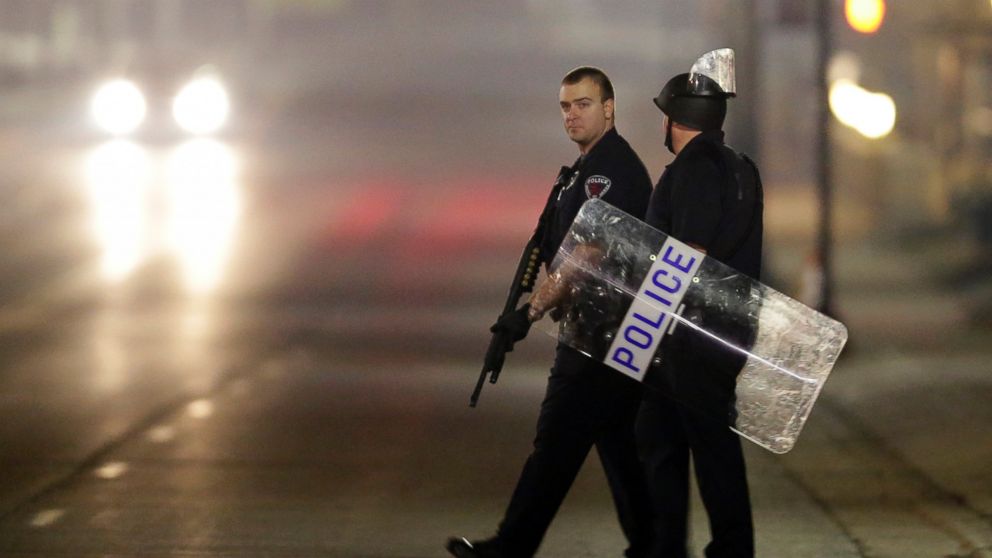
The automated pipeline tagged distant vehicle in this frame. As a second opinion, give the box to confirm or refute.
[89,63,232,142]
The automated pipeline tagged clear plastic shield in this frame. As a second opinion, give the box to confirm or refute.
[688,48,736,97]
[536,199,847,453]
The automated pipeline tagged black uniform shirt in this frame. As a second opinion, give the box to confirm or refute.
[542,127,652,267]
[645,130,762,279]
[646,131,763,405]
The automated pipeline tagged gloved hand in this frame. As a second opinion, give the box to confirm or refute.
[490,303,533,344]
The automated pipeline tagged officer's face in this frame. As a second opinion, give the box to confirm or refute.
[559,78,614,151]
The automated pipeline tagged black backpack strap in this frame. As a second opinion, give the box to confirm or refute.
[708,148,763,262]
[731,152,763,258]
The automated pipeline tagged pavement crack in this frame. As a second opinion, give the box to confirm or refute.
[0,348,281,526]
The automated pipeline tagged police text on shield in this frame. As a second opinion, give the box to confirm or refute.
[605,236,703,381]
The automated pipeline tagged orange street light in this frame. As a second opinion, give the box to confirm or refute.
[845,0,885,33]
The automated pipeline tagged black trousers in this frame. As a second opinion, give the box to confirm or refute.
[495,345,653,558]
[635,388,754,558]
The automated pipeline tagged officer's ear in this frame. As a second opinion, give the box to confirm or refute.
[603,98,615,121]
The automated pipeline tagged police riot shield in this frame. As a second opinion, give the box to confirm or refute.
[535,199,847,453]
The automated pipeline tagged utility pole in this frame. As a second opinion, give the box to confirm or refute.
[815,0,834,315]
[713,0,761,159]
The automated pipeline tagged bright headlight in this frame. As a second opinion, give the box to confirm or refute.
[91,79,147,135]
[172,76,230,135]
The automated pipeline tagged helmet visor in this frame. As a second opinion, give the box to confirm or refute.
[688,48,736,97]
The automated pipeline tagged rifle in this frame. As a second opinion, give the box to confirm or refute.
[469,166,572,407]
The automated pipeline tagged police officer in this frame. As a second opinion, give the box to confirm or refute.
[636,49,763,558]
[447,67,654,558]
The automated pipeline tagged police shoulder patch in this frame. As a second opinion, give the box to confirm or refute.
[584,175,612,199]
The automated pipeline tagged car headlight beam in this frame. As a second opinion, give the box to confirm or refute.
[91,79,147,136]
[172,77,230,135]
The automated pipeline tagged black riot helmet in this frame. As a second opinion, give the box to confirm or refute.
[653,73,728,131]
[653,48,737,132]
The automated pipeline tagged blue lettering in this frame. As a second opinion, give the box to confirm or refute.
[644,288,673,307]
[624,325,653,349]
[662,245,696,273]
[634,310,666,330]
[652,269,682,294]
[611,348,640,374]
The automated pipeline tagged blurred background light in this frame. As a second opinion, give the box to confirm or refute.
[187,399,214,419]
[84,140,151,281]
[166,139,241,293]
[29,509,65,528]
[90,79,147,135]
[829,79,862,129]
[827,51,861,83]
[858,91,897,139]
[93,461,129,480]
[172,76,230,135]
[167,138,237,185]
[829,78,896,139]
[845,0,886,34]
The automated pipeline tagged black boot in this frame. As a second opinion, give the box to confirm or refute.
[446,537,507,558]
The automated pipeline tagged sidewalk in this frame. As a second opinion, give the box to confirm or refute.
[775,350,992,558]
[756,235,992,557]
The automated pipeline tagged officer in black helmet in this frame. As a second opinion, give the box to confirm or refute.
[637,49,764,558]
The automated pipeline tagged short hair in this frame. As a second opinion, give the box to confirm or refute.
[562,66,615,103]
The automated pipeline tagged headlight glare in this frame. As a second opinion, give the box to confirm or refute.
[91,79,147,135]
[172,77,230,135]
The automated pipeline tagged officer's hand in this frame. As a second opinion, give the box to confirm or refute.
[490,304,533,343]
